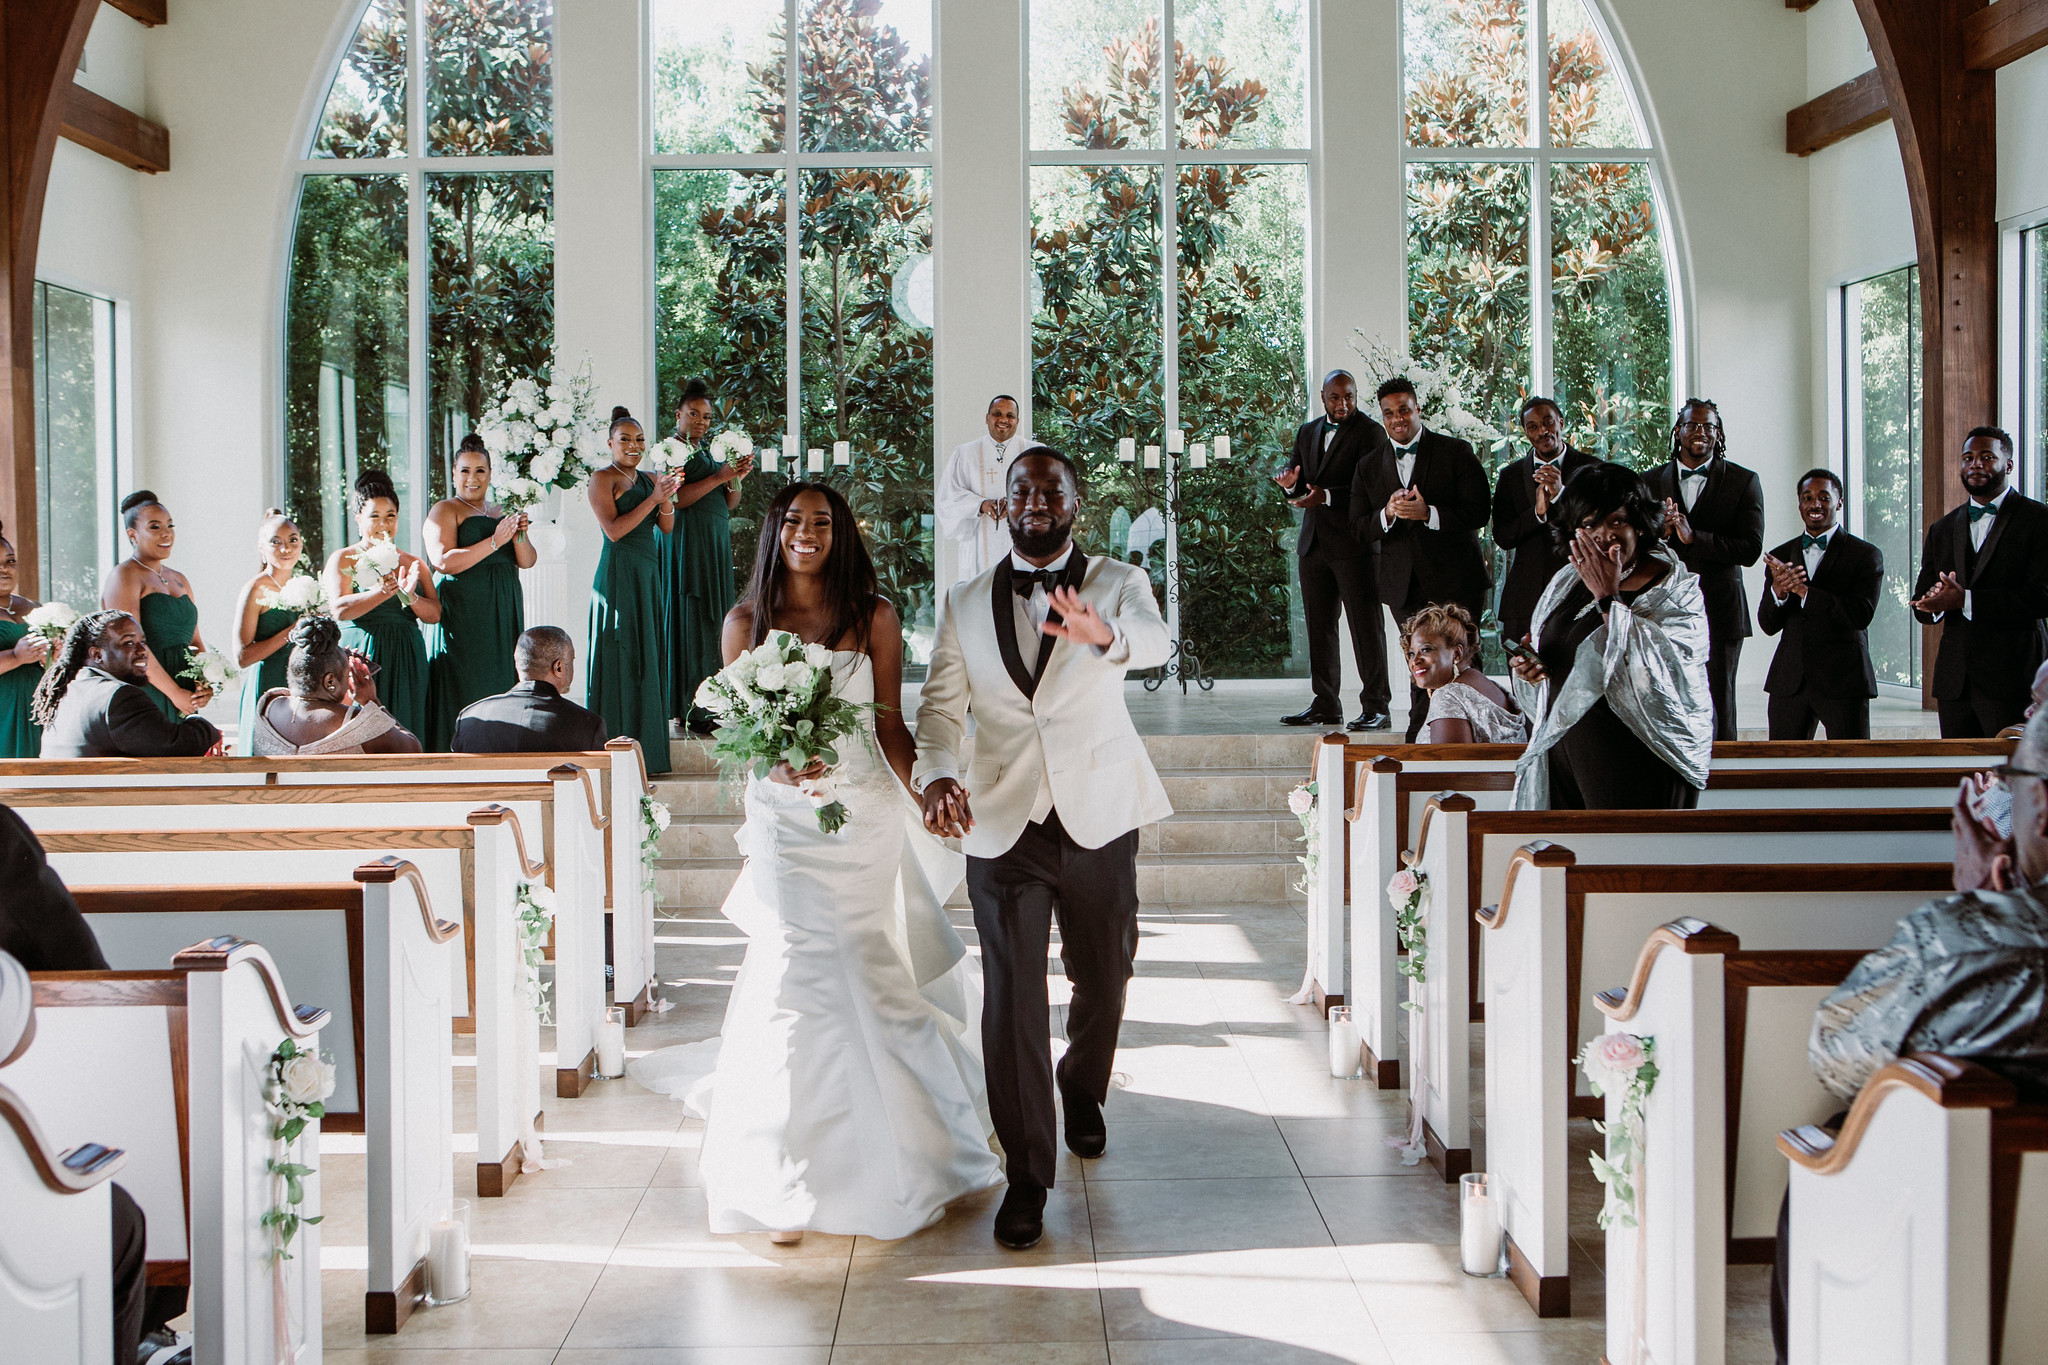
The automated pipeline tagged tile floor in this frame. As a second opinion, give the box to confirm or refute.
[315,897,1775,1363]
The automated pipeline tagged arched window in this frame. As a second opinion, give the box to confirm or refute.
[1403,0,1676,466]
[284,0,557,563]
[649,0,936,659]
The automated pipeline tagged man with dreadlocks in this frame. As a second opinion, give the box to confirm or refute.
[33,609,222,757]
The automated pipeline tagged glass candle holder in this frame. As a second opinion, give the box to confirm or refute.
[1327,1005,1361,1078]
[1459,1173,1504,1276]
[426,1199,472,1305]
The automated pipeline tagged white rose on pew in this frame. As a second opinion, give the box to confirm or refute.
[280,1051,336,1107]
[1388,869,1419,899]
[1287,785,1314,816]
[1588,1032,1647,1080]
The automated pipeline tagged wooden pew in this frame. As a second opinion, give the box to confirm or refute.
[1777,1055,2048,1365]
[47,811,546,1197]
[1478,855,1945,1319]
[1592,919,1868,1361]
[3,766,609,1097]
[1339,749,1992,1088]
[4,938,330,1365]
[0,1082,126,1364]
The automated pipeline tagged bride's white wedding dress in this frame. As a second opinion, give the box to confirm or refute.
[628,649,1004,1238]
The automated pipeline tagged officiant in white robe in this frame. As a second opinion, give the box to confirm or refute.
[937,394,1027,587]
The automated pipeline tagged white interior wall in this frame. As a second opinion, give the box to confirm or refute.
[26,0,1849,710]
[39,6,147,304]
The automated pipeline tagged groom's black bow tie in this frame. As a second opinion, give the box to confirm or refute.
[1012,568,1060,597]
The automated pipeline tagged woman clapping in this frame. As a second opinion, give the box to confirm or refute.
[231,510,307,756]
[0,530,52,757]
[423,434,533,749]
[323,470,441,741]
[101,491,211,718]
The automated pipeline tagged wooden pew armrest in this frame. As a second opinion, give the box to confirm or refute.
[1476,840,1576,931]
[0,1082,128,1192]
[1776,1054,2018,1174]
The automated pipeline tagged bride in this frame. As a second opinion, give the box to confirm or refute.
[629,481,1003,1241]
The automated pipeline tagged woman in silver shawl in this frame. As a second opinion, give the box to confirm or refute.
[1506,461,1714,809]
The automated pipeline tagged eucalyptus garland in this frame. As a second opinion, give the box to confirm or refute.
[640,795,671,897]
[515,880,557,1024]
[1287,780,1318,898]
[1578,1032,1660,1229]
[1387,865,1429,1012]
[262,1037,334,1261]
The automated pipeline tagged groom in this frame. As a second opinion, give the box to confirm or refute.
[915,446,1173,1250]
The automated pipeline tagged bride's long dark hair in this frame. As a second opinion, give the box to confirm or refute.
[740,481,881,651]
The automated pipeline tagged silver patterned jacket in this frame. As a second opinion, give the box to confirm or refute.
[1809,886,2048,1103]
[1509,544,1714,810]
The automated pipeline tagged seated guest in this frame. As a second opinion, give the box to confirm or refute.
[31,610,221,758]
[1506,461,1713,810]
[0,811,186,1363]
[1757,469,1883,739]
[1402,603,1529,744]
[248,614,421,756]
[451,625,610,753]
[1995,659,2048,740]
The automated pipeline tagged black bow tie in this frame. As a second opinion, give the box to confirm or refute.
[1013,568,1061,597]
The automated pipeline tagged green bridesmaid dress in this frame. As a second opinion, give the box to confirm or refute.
[667,449,736,728]
[0,620,44,758]
[424,515,525,750]
[235,606,297,756]
[340,592,429,742]
[588,471,671,776]
[138,592,199,720]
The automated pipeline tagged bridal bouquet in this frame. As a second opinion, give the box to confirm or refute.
[23,601,79,646]
[347,536,413,608]
[259,574,331,619]
[179,644,241,692]
[478,357,603,514]
[694,630,869,833]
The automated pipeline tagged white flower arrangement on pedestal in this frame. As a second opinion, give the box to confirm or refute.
[23,601,79,647]
[1346,332,1506,450]
[476,357,603,514]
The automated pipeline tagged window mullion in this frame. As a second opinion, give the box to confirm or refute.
[1161,0,1181,660]
[406,0,429,552]
[1529,0,1551,401]
[784,0,801,449]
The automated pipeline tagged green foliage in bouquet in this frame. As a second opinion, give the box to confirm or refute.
[694,631,874,833]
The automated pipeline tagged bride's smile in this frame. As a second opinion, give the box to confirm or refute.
[779,494,834,573]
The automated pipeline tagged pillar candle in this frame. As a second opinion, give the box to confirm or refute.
[833,441,851,466]
[1327,1005,1360,1078]
[427,1207,471,1303]
[1189,441,1207,469]
[807,448,824,473]
[1459,1174,1502,1276]
[1214,434,1231,461]
[1143,444,1161,469]
[1168,428,1185,454]
[596,1009,625,1078]
[1118,438,1136,463]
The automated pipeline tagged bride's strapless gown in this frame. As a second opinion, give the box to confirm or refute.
[628,650,1004,1238]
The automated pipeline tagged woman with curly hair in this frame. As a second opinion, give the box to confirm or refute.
[322,469,442,741]
[1401,602,1528,745]
[247,614,421,756]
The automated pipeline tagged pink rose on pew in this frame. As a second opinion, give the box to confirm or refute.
[280,1051,337,1107]
[1589,1032,1647,1079]
[1288,784,1315,817]
[1388,869,1419,899]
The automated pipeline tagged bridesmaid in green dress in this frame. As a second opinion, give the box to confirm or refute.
[0,531,54,757]
[231,510,310,756]
[102,490,213,720]
[322,469,443,741]
[423,434,535,749]
[588,406,680,776]
[665,380,753,734]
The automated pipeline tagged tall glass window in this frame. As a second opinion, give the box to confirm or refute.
[1842,264,1922,691]
[651,0,936,662]
[31,281,117,607]
[1029,0,1310,679]
[287,0,556,565]
[2022,223,2048,497]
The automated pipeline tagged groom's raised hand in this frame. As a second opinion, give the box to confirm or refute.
[919,776,975,838]
[1041,586,1114,647]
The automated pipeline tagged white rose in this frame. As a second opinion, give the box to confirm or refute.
[751,642,784,668]
[549,426,570,448]
[694,678,724,709]
[531,451,565,483]
[754,662,788,691]
[802,642,832,668]
[279,1051,336,1106]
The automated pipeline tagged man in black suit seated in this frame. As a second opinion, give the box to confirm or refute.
[452,626,611,753]
[33,610,220,759]
[1349,375,1492,741]
[1275,370,1392,731]
[1644,399,1765,741]
[1491,395,1596,648]
[0,806,187,1364]
[1758,469,1883,740]
[1909,426,2048,737]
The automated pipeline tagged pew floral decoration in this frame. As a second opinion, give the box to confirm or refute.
[640,795,671,896]
[1578,1031,1660,1229]
[1389,862,1429,1011]
[262,1037,334,1261]
[515,880,556,1023]
[1288,781,1317,897]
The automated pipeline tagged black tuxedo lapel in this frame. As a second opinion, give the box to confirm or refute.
[1953,505,1974,586]
[1031,552,1090,688]
[1970,497,2017,584]
[990,560,1038,698]
[1811,530,1844,585]
[1305,421,1334,484]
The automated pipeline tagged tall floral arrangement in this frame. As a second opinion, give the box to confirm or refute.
[478,357,604,514]
[1346,332,1505,451]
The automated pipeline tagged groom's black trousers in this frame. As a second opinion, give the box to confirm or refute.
[966,808,1140,1189]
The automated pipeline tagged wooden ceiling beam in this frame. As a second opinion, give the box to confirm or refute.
[102,0,163,25]
[1786,70,1891,156]
[59,81,167,172]
[1966,0,2048,69]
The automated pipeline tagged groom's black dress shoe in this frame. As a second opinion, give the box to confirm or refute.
[994,1180,1047,1249]
[1280,705,1342,727]
[1348,711,1392,732]
[1057,1056,1107,1158]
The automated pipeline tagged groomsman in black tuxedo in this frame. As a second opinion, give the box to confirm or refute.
[1757,469,1882,739]
[1491,395,1595,647]
[1276,370,1392,730]
[1645,399,1765,741]
[1909,427,2048,737]
[1349,376,1492,741]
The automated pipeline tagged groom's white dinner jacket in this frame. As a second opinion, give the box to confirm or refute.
[914,547,1174,859]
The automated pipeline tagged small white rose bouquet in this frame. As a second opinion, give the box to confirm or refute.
[693,631,869,833]
[347,536,413,608]
[23,601,79,646]
[645,437,691,475]
[178,644,240,692]
[479,356,603,513]
[259,574,331,618]
[710,430,753,467]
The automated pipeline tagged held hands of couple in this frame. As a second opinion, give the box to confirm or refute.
[919,776,974,838]
[1912,570,1965,615]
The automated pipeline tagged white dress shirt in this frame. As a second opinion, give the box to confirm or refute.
[1960,484,2012,620]
[1676,458,1712,511]
[1379,434,1442,531]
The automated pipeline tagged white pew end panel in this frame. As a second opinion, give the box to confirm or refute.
[0,1082,123,1365]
